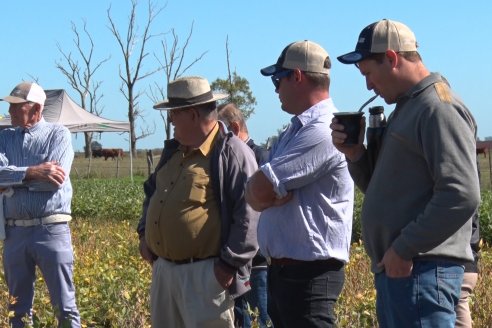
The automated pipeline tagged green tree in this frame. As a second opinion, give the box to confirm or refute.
[211,72,256,120]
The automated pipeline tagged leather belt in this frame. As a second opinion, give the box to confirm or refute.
[269,257,343,268]
[6,214,72,227]
[162,256,214,265]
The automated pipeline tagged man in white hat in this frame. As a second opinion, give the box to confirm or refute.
[331,19,480,327]
[136,76,260,327]
[246,40,354,328]
[0,82,80,327]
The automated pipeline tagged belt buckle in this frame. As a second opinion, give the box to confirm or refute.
[266,256,272,265]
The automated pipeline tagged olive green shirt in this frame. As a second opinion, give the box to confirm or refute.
[146,124,221,260]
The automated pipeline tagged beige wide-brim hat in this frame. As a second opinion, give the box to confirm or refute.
[153,76,228,110]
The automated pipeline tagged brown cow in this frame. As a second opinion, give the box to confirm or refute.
[477,146,487,158]
[93,148,124,160]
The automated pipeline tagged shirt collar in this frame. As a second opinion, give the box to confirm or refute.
[179,122,219,157]
[17,117,46,135]
[295,98,335,126]
[398,72,444,103]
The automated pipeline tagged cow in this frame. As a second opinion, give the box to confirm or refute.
[92,149,103,158]
[477,146,487,158]
[92,148,124,160]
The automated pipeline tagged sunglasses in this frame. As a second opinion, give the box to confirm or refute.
[271,69,293,89]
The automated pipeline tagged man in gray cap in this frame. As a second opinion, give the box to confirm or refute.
[246,41,354,328]
[0,82,80,327]
[332,19,480,327]
[136,76,259,327]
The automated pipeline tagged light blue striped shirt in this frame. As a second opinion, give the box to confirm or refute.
[257,98,354,262]
[0,118,74,219]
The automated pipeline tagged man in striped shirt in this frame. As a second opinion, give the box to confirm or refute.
[0,82,80,328]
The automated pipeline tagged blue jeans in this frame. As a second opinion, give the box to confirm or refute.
[245,268,270,327]
[234,295,251,328]
[234,268,271,328]
[3,223,81,328]
[267,259,345,328]
[375,260,464,328]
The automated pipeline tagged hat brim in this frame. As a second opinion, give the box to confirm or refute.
[0,95,29,104]
[260,64,282,76]
[153,93,228,110]
[337,50,373,65]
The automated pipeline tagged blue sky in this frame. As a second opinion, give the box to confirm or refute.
[1,1,491,151]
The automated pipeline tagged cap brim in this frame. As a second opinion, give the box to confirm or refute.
[337,50,372,65]
[260,64,282,76]
[0,96,28,104]
[153,93,228,110]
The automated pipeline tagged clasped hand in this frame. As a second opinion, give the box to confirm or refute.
[25,161,66,187]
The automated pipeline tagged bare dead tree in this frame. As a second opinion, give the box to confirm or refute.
[211,36,256,119]
[107,0,164,157]
[26,76,40,84]
[148,22,207,141]
[56,19,110,158]
[226,36,232,85]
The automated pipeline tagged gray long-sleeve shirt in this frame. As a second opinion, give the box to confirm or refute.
[349,73,480,273]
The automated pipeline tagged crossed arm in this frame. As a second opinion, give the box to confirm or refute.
[245,169,292,212]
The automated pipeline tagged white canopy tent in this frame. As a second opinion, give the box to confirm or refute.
[0,89,133,179]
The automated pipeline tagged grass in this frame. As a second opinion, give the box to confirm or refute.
[70,150,159,179]
[479,154,492,191]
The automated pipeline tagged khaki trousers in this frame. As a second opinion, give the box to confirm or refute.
[455,272,478,328]
[150,257,234,328]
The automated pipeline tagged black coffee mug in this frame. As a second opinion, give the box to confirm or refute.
[333,112,364,145]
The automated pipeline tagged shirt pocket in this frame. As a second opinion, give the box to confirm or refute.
[184,172,210,204]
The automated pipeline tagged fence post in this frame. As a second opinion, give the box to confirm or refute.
[147,149,154,177]
[488,147,491,190]
[116,156,120,178]
[86,155,92,178]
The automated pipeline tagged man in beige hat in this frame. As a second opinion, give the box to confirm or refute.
[136,76,260,327]
[0,82,80,327]
[246,41,354,328]
[332,19,480,327]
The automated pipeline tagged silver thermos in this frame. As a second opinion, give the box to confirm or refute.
[367,106,386,174]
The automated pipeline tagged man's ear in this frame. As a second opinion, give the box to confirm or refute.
[32,103,43,116]
[293,68,302,83]
[385,50,399,68]
[229,121,240,136]
[190,107,200,121]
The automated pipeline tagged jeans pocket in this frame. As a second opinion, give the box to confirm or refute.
[43,223,70,236]
[436,265,463,311]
